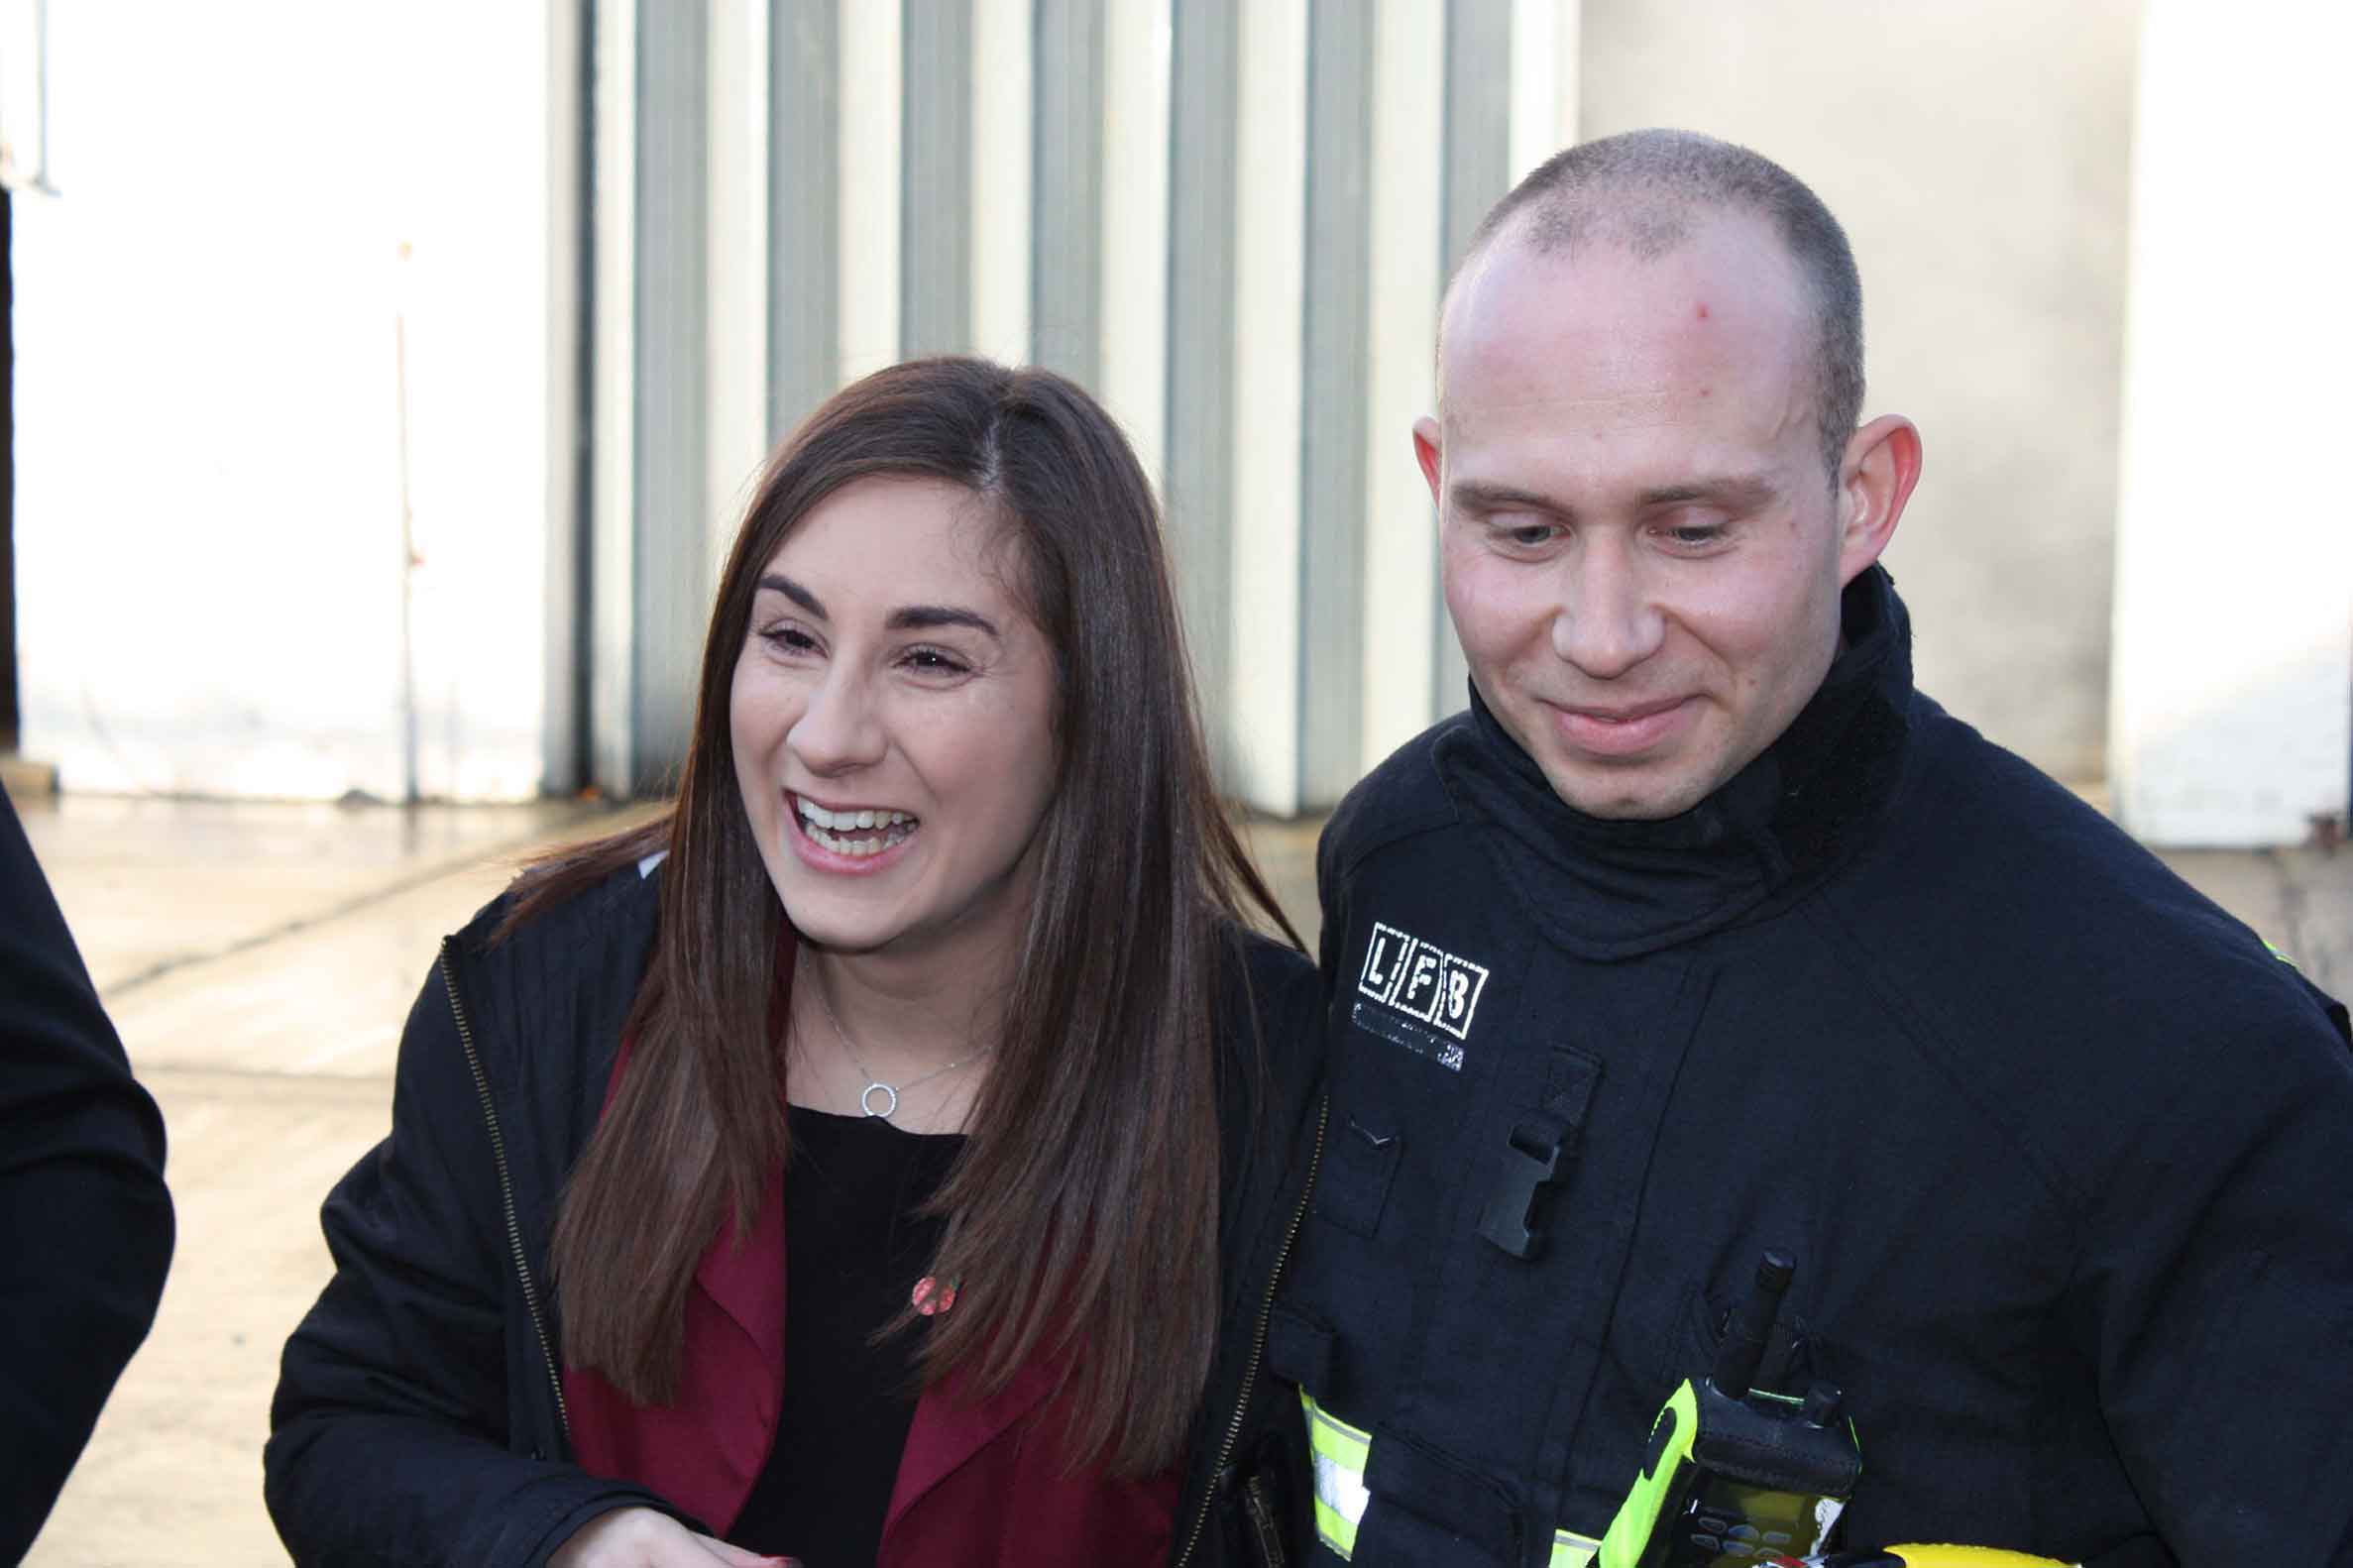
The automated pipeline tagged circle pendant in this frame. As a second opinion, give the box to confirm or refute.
[859,1081,899,1119]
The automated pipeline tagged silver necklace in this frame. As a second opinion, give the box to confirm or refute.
[808,975,992,1121]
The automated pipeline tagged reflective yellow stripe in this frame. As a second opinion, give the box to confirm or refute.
[1548,1528,1601,1567]
[1303,1393,1372,1556]
[1301,1391,1604,1566]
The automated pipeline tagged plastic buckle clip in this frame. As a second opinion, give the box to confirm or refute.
[1476,1120,1565,1259]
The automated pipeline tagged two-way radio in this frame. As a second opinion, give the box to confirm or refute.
[1598,1251,1863,1568]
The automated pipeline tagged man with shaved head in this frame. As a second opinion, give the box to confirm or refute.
[1260,131,2353,1568]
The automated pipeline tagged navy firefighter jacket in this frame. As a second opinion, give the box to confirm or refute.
[1272,567,2353,1568]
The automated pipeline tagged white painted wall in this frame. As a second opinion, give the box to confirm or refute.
[14,1,568,800]
[2108,1,2353,845]
[1508,0,1579,186]
[1580,0,2140,786]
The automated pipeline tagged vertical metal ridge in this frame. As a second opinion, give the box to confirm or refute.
[1298,0,1374,810]
[901,0,975,357]
[768,0,840,442]
[1030,0,1104,385]
[969,0,1035,366]
[540,0,595,798]
[1098,0,1173,491]
[630,0,711,793]
[1226,0,1309,814]
[1165,0,1240,789]
[1361,0,1446,776]
[590,0,640,799]
[1431,0,1513,722]
[835,0,902,381]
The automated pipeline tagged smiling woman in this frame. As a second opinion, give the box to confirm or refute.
[728,475,1062,985]
[263,360,1324,1568]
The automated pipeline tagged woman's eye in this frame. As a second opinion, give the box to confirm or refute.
[903,646,971,676]
[760,626,820,655]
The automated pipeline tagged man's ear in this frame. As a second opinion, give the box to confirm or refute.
[1836,414,1923,584]
[1413,416,1444,509]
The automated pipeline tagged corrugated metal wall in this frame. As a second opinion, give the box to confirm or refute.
[588,0,1580,812]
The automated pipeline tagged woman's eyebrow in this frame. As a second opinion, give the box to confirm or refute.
[757,574,826,618]
[888,605,1000,637]
[757,575,998,637]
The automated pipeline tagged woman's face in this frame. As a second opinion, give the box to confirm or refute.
[729,476,1061,969]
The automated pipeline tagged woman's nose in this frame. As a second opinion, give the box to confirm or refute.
[787,666,887,773]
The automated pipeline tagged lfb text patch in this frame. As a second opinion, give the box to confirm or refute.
[1358,922,1490,1043]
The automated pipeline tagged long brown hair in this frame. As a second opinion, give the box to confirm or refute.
[512,358,1295,1477]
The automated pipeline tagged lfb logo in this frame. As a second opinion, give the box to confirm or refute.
[1358,922,1489,1041]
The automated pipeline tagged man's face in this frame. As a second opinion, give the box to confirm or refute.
[1421,214,1874,821]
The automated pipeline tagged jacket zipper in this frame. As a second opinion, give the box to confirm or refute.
[1173,1093,1329,1568]
[439,939,571,1440]
[1240,1473,1288,1568]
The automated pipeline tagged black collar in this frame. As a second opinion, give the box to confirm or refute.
[1435,565,1917,960]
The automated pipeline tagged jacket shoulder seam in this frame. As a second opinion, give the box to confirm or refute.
[1323,732,1467,884]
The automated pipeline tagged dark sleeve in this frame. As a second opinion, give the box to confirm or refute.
[0,790,175,1564]
[1181,933,1326,1568]
[264,956,675,1568]
[2067,985,2353,1567]
[1219,933,1327,1240]
[1313,817,1347,989]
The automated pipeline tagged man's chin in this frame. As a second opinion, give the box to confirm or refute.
[1539,759,1716,822]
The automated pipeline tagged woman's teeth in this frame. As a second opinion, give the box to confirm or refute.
[796,799,917,858]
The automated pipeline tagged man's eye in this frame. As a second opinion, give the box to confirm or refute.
[1660,523,1728,550]
[1502,522,1559,549]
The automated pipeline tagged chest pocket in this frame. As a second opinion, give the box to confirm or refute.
[1316,1111,1402,1239]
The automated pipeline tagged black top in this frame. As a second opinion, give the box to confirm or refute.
[728,1104,964,1566]
[1,789,175,1562]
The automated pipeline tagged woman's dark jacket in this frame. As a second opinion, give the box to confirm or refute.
[265,857,1326,1566]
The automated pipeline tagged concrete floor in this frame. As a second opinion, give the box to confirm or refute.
[10,791,2350,1564]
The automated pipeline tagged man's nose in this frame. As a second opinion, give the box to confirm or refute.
[1550,540,1665,679]
[788,665,888,774]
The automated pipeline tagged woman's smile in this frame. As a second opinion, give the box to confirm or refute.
[789,791,922,870]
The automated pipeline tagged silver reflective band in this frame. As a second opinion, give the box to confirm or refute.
[1552,1532,1599,1567]
[1299,1392,1602,1566]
